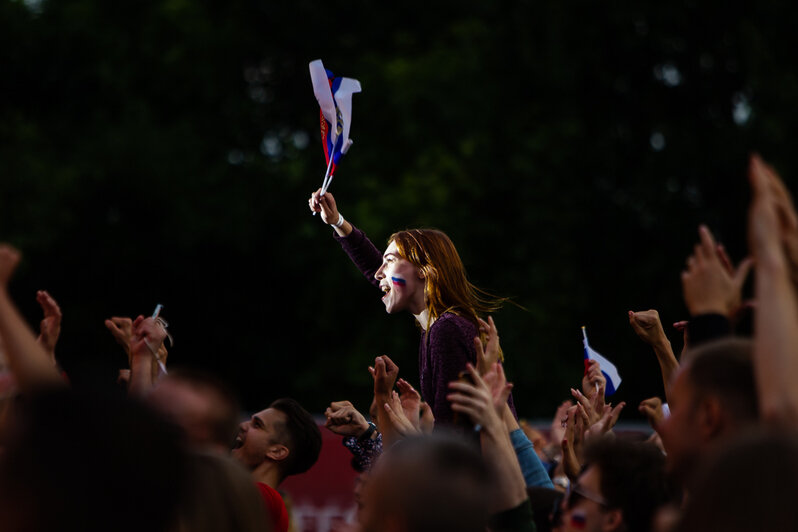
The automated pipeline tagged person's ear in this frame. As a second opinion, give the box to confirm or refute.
[601,508,624,531]
[697,396,725,440]
[266,444,289,463]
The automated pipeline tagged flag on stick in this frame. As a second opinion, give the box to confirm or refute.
[582,326,622,396]
[309,59,361,198]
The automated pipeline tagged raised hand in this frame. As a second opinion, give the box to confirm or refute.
[748,153,798,275]
[481,362,513,413]
[584,402,625,441]
[682,225,752,317]
[638,396,665,429]
[451,363,527,512]
[561,404,585,481]
[397,378,422,431]
[550,400,574,448]
[0,245,21,288]
[324,400,370,437]
[309,188,338,222]
[571,386,602,427]
[309,189,353,235]
[0,245,63,390]
[369,355,399,397]
[35,290,62,360]
[130,315,167,358]
[419,402,435,433]
[475,316,500,375]
[105,316,134,361]
[628,310,668,347]
[447,363,509,434]
[369,355,401,445]
[127,315,168,396]
[383,391,420,437]
[581,360,606,405]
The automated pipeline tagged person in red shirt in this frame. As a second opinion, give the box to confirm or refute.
[232,398,322,532]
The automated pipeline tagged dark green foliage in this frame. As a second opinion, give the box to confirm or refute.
[1,0,796,416]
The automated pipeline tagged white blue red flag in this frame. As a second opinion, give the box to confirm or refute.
[309,59,361,194]
[582,326,622,396]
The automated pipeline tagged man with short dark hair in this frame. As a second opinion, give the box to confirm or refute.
[657,337,758,483]
[559,438,670,532]
[232,397,322,532]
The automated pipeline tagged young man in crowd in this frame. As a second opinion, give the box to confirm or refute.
[559,438,671,532]
[656,337,758,485]
[232,397,322,532]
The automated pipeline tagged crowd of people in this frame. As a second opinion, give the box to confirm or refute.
[0,152,796,531]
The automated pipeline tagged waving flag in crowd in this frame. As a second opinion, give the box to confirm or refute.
[582,326,622,396]
[309,59,361,197]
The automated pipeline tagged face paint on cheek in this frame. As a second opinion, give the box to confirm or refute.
[391,276,406,287]
[569,510,587,530]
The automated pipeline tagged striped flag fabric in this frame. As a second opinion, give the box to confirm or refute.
[581,326,622,396]
[309,59,361,190]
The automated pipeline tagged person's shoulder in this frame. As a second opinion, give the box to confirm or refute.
[255,482,285,505]
[434,312,476,328]
[430,313,477,337]
[255,483,290,532]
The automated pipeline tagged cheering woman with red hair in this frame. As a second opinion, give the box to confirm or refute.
[309,190,507,426]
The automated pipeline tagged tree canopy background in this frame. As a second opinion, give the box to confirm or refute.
[1,0,796,418]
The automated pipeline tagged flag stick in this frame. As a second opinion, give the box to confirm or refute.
[583,326,599,395]
[321,152,335,193]
[313,155,335,216]
[321,173,334,196]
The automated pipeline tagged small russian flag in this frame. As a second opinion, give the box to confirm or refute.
[582,326,622,396]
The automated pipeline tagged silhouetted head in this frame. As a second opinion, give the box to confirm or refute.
[0,389,187,532]
[360,433,493,532]
[658,337,757,482]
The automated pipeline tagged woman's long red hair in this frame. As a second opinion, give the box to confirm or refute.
[388,229,505,331]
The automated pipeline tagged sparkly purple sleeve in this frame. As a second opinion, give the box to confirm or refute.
[342,433,383,472]
[334,225,382,290]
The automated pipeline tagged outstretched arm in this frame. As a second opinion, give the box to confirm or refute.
[628,310,679,401]
[475,330,552,488]
[128,315,167,397]
[35,290,62,364]
[448,364,528,514]
[370,355,401,446]
[310,190,384,289]
[0,246,63,391]
[748,154,798,426]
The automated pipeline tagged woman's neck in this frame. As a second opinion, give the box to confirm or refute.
[414,308,433,331]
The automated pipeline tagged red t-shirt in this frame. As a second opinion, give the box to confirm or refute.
[255,482,289,532]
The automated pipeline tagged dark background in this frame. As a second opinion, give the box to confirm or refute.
[1,0,796,418]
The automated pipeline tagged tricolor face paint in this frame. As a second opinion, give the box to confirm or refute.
[568,511,587,530]
[375,241,425,315]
